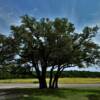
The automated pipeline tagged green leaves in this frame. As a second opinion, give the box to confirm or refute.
[0,34,16,65]
[2,15,100,70]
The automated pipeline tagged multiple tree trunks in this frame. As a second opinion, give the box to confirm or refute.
[37,66,62,89]
[38,76,59,89]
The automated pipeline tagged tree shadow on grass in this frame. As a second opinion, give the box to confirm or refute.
[26,89,67,98]
[63,88,100,94]
[1,88,100,100]
[87,94,100,100]
[22,96,42,100]
[0,88,68,100]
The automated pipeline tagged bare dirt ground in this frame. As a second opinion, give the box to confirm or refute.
[0,83,100,89]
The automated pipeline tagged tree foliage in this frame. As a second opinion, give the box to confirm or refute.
[0,15,100,88]
[0,34,17,66]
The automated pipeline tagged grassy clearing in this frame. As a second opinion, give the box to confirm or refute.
[0,79,38,84]
[1,88,100,100]
[59,78,100,84]
[0,78,100,84]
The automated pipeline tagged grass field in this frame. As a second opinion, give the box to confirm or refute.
[0,78,100,84]
[0,78,100,100]
[1,88,100,100]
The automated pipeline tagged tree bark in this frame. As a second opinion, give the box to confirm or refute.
[50,66,60,88]
[32,61,47,89]
[53,66,65,88]
[51,75,59,88]
[49,66,54,88]
[39,61,47,89]
[39,76,47,89]
[49,65,65,88]
[54,76,59,88]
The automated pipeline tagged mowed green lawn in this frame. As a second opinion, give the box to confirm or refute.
[0,78,100,84]
[2,88,100,100]
[0,78,100,100]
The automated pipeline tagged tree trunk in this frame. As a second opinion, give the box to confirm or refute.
[49,66,60,88]
[39,77,47,89]
[54,77,58,88]
[32,60,47,89]
[49,66,54,88]
[39,61,47,89]
[51,75,59,88]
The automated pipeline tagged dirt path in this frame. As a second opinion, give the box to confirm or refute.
[0,83,38,89]
[0,83,100,89]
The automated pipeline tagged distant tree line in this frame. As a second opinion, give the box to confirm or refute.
[0,69,100,79]
[60,71,100,78]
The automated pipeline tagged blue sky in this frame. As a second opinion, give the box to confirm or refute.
[0,0,100,71]
[0,0,100,35]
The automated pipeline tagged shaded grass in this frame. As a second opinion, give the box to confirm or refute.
[0,88,100,100]
[0,78,100,84]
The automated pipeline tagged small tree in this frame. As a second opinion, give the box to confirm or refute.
[0,33,17,79]
[0,33,17,67]
[10,15,100,88]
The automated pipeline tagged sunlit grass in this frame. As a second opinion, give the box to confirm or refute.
[0,79,38,84]
[0,78,100,84]
[58,78,100,84]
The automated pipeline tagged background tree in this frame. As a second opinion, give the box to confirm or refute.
[0,33,18,79]
[10,15,100,89]
[0,33,17,68]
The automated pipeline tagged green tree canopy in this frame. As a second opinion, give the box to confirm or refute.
[2,15,100,88]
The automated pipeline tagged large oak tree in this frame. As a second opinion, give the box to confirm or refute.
[8,15,100,88]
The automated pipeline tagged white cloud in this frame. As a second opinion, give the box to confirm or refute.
[65,66,100,72]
